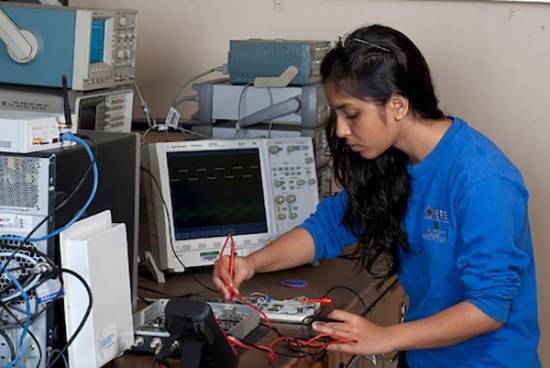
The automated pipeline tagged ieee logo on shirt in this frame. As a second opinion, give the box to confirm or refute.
[423,206,449,243]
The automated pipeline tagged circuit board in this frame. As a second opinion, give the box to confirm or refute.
[246,297,321,323]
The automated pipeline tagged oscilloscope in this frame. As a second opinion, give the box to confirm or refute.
[142,137,320,271]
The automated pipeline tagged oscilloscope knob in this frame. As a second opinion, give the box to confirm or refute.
[134,336,144,347]
[118,16,128,27]
[269,145,282,154]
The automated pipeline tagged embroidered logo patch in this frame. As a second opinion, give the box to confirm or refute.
[423,206,448,242]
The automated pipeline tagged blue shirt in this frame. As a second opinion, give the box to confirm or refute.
[300,117,540,367]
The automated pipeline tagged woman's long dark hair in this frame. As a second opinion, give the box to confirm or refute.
[321,24,444,278]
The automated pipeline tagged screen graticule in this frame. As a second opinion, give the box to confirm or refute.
[167,149,268,240]
[90,19,106,63]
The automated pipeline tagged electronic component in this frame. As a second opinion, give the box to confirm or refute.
[228,39,330,86]
[132,299,259,356]
[0,3,137,90]
[0,110,76,153]
[246,297,321,324]
[208,302,260,340]
[0,131,140,367]
[0,84,134,132]
[142,137,319,271]
[164,299,238,368]
[133,299,170,343]
[76,87,134,132]
[194,79,329,130]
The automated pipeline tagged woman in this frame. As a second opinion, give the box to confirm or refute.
[213,24,540,367]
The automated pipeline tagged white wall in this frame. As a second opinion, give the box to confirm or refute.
[71,0,550,364]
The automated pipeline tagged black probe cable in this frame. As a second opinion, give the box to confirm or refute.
[46,268,93,368]
[140,167,218,294]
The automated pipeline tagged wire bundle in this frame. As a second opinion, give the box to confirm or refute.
[0,132,96,368]
[215,234,357,363]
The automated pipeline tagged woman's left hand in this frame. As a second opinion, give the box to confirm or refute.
[312,309,395,355]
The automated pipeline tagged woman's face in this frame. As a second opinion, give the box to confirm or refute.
[324,81,400,160]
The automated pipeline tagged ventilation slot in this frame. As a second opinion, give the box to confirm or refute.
[0,157,40,210]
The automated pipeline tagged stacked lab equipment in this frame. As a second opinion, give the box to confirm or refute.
[189,39,333,198]
[0,3,137,132]
[0,3,140,366]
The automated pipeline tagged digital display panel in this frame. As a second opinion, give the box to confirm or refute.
[89,19,106,64]
[78,104,97,130]
[166,149,268,240]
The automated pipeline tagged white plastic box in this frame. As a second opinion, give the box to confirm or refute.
[0,110,75,153]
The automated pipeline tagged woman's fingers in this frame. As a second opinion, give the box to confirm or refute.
[212,256,233,300]
[313,320,355,335]
[212,256,255,301]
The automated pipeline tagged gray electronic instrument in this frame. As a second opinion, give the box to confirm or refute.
[142,137,319,271]
[0,84,134,132]
[133,299,260,355]
[193,79,329,130]
[228,39,330,86]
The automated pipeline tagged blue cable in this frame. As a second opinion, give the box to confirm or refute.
[0,133,95,365]
[0,131,99,243]
[4,270,31,368]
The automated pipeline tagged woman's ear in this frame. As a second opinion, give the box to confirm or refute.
[389,94,409,121]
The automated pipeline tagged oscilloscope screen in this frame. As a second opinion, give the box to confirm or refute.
[166,148,268,240]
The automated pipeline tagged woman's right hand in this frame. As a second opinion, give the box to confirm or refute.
[212,255,256,301]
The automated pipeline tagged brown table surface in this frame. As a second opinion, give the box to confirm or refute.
[110,257,397,368]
